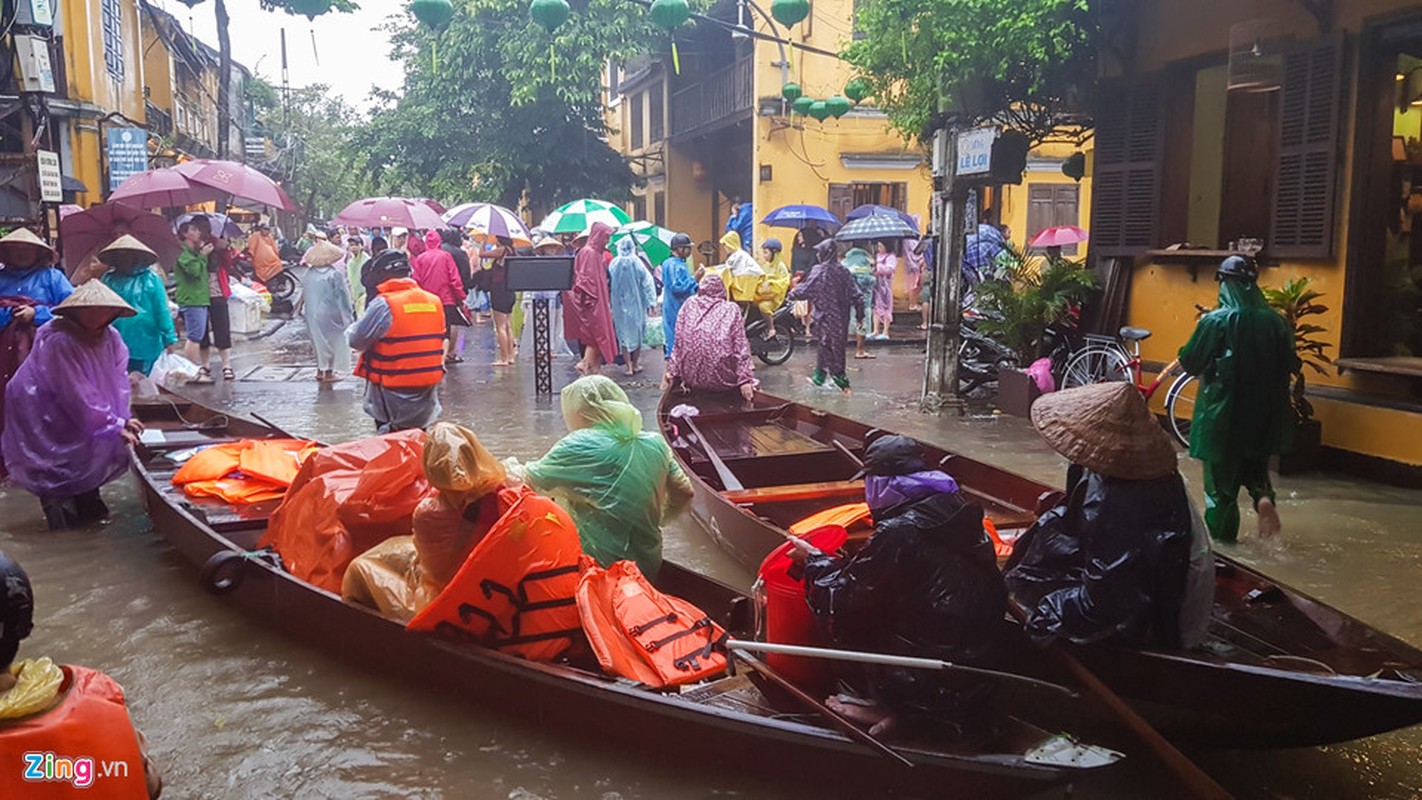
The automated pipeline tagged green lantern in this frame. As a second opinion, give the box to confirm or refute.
[530,0,570,31]
[412,0,455,28]
[825,95,852,118]
[809,100,830,121]
[1062,152,1087,182]
[770,0,810,27]
[792,96,815,116]
[781,82,802,102]
[649,0,689,29]
[287,0,331,20]
[844,78,870,104]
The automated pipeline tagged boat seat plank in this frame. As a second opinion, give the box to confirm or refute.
[724,480,865,505]
[698,421,833,462]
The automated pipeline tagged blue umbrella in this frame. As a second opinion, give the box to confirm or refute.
[833,214,918,242]
[845,204,918,234]
[761,204,841,230]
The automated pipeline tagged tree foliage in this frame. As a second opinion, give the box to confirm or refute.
[356,0,662,212]
[247,79,374,222]
[841,0,1097,144]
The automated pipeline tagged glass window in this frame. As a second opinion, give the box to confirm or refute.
[630,93,644,150]
[102,0,124,82]
[649,83,664,144]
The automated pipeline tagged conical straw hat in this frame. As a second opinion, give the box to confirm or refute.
[53,279,136,318]
[305,241,344,267]
[1029,382,1177,480]
[98,234,158,270]
[0,228,56,260]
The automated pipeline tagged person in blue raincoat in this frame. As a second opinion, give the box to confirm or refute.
[0,228,72,332]
[97,235,177,375]
[725,198,753,252]
[608,237,657,376]
[660,233,698,357]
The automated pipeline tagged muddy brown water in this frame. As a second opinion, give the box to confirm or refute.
[4,320,1421,798]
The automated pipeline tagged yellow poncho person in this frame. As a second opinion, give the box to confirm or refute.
[755,238,791,315]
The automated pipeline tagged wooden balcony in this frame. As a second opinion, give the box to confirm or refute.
[670,56,752,141]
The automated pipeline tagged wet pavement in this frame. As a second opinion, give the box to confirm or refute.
[3,315,1422,798]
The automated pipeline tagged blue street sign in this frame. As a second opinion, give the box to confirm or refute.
[107,127,148,194]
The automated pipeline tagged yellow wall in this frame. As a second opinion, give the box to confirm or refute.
[994,141,1093,251]
[61,0,148,206]
[142,20,175,112]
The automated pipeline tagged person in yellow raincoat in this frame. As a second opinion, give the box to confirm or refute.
[754,238,791,338]
[710,231,764,305]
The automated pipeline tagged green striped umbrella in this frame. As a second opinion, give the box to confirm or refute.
[609,221,678,265]
[538,198,632,235]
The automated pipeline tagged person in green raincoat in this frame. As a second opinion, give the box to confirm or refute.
[843,247,877,360]
[523,375,693,577]
[1174,256,1297,542]
[98,236,177,375]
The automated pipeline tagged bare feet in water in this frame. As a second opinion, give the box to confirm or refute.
[826,695,896,736]
[1257,497,1281,539]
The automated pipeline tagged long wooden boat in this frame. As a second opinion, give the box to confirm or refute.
[127,395,1122,797]
[658,390,1422,749]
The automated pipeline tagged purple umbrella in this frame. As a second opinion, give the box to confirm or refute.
[173,160,297,211]
[110,169,226,209]
[175,212,243,239]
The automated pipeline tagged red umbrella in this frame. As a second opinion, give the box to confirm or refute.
[331,197,446,230]
[60,203,183,275]
[1028,225,1090,248]
[110,169,226,209]
[418,198,447,215]
[173,160,296,211]
[58,204,84,220]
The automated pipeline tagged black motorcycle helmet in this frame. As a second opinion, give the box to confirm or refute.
[0,550,34,668]
[851,435,928,479]
[763,238,783,253]
[1217,255,1258,283]
[670,233,693,250]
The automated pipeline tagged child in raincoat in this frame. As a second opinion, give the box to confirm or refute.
[522,376,693,578]
[98,235,177,375]
[843,247,877,360]
[608,238,657,376]
[713,231,764,304]
[754,238,791,338]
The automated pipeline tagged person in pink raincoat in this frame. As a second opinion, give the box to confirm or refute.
[563,223,618,375]
[871,240,898,340]
[412,230,468,363]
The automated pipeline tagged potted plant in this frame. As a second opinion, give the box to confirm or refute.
[975,246,1097,415]
[1261,277,1331,473]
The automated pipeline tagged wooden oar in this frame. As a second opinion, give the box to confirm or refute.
[726,640,1077,698]
[682,415,745,492]
[1008,601,1233,799]
[730,649,915,768]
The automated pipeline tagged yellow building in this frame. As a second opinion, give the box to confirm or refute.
[1096,0,1422,478]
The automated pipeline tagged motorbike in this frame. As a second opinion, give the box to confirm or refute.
[743,300,804,366]
[228,252,298,302]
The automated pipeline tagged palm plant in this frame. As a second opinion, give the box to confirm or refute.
[1262,277,1331,422]
[975,246,1097,364]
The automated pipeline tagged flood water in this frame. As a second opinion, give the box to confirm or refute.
[4,317,1422,798]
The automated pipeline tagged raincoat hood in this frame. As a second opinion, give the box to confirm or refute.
[720,231,741,252]
[842,247,872,271]
[423,230,442,251]
[585,222,614,252]
[423,422,505,508]
[615,237,636,258]
[560,375,642,439]
[698,273,727,298]
[814,238,837,264]
[865,470,961,517]
[1217,275,1269,312]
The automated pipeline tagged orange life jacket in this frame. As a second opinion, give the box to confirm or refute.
[355,278,447,389]
[577,559,729,688]
[788,502,1013,557]
[0,665,149,799]
[407,487,584,661]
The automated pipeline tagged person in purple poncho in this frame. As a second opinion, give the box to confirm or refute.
[3,280,142,530]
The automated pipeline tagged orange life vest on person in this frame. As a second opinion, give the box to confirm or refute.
[355,278,447,389]
[0,665,149,799]
[577,559,729,688]
[407,487,584,662]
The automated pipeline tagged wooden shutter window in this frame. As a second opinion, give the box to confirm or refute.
[1270,40,1345,259]
[1091,82,1162,256]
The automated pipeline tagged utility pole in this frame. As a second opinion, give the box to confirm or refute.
[921,125,966,413]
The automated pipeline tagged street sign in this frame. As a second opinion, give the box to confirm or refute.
[107,128,148,194]
[955,128,998,177]
[36,150,61,203]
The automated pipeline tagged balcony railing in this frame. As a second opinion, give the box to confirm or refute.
[670,56,752,140]
[145,102,172,137]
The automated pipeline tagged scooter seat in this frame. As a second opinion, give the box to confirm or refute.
[1119,326,1152,342]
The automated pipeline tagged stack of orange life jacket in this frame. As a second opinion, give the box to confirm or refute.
[170,438,320,505]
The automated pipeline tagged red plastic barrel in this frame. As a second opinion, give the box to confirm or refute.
[757,525,849,689]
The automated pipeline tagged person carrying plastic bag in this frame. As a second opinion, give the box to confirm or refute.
[522,375,692,578]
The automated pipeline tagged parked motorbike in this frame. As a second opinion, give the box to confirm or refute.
[744,301,804,366]
[228,253,298,302]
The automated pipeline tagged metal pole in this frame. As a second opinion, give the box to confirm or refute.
[922,129,966,413]
[532,296,553,397]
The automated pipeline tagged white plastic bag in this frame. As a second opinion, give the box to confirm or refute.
[151,352,200,386]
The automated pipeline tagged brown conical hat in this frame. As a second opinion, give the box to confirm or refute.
[0,228,56,260]
[304,241,344,267]
[1029,382,1178,480]
[52,279,136,318]
[97,234,158,270]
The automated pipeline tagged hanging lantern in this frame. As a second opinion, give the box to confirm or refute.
[175,0,206,6]
[781,82,802,102]
[530,0,571,32]
[412,0,455,29]
[825,95,852,119]
[792,96,815,116]
[844,78,870,104]
[1062,152,1087,182]
[649,0,689,30]
[287,0,332,20]
[808,100,830,122]
[770,0,809,27]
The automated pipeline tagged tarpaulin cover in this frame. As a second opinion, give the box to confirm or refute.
[341,535,438,623]
[259,430,433,594]
[1003,465,1193,648]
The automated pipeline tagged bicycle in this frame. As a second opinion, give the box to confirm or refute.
[1059,325,1197,447]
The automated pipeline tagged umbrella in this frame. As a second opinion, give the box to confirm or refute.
[610,221,678,265]
[418,198,447,215]
[445,202,533,245]
[761,204,841,230]
[175,212,243,239]
[172,160,296,211]
[58,204,84,220]
[331,197,446,230]
[845,204,918,233]
[1028,225,1089,248]
[538,198,632,235]
[834,214,918,243]
[60,204,182,275]
[110,169,227,209]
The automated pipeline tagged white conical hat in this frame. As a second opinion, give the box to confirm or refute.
[52,279,137,318]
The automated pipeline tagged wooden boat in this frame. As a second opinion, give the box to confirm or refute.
[658,390,1422,749]
[127,395,1122,797]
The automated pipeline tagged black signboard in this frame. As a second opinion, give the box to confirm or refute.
[504,255,575,292]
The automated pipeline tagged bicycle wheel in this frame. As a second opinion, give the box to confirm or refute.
[1165,374,1197,448]
[1061,346,1130,389]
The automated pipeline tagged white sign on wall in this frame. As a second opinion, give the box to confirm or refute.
[955,127,998,177]
[36,150,62,203]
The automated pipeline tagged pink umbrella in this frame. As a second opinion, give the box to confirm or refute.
[173,160,296,211]
[331,197,446,230]
[60,203,183,275]
[58,204,84,220]
[418,198,447,215]
[110,169,226,209]
[1028,225,1090,248]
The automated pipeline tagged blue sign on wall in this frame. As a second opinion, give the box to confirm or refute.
[107,127,147,194]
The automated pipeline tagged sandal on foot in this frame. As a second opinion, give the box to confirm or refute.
[222,367,236,380]
[188,367,214,385]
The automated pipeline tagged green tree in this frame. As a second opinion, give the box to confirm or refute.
[247,79,374,223]
[842,0,1097,144]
